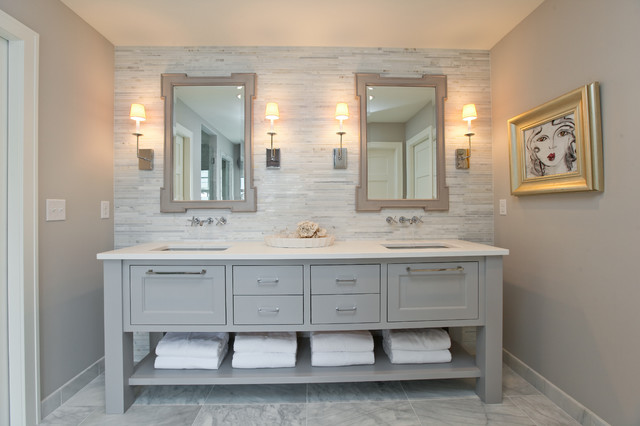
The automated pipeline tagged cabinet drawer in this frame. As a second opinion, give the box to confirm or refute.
[311,264,380,294]
[388,262,478,322]
[311,294,380,324]
[130,266,226,325]
[233,295,303,325]
[233,265,303,295]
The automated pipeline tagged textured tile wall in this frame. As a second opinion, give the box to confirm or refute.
[114,46,493,248]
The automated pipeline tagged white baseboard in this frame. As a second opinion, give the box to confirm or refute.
[503,349,609,426]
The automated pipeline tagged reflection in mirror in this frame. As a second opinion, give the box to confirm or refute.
[355,74,449,211]
[161,74,256,212]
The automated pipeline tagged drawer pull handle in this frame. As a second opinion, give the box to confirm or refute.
[336,306,357,312]
[146,269,207,275]
[258,307,280,314]
[257,278,279,285]
[335,277,357,284]
[406,266,464,273]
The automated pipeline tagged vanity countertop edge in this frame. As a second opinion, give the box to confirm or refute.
[97,239,509,260]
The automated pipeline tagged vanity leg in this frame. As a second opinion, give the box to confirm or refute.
[103,261,135,413]
[475,256,503,403]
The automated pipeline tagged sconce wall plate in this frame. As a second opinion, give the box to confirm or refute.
[138,148,154,170]
[333,147,347,169]
[266,148,281,168]
[455,148,469,169]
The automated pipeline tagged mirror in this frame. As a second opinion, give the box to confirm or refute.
[355,73,449,211]
[160,73,257,212]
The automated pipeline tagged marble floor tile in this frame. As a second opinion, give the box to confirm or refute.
[193,403,306,426]
[80,405,201,426]
[307,401,421,426]
[510,395,581,425]
[401,378,477,400]
[40,406,97,425]
[205,383,307,404]
[503,364,540,397]
[62,375,106,407]
[411,397,535,425]
[134,385,213,405]
[307,381,406,402]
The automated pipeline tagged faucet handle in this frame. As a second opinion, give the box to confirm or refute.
[385,216,398,224]
[216,217,227,226]
[411,216,423,224]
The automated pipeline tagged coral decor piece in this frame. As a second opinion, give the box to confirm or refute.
[265,221,333,248]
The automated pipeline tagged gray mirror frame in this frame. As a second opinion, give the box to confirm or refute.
[160,73,257,212]
[355,73,449,211]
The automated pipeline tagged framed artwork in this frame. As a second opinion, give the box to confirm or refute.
[508,82,603,195]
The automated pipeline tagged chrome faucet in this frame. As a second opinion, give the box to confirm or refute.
[398,216,423,225]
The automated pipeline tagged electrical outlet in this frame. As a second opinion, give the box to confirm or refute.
[101,201,110,219]
[499,199,507,216]
[46,199,66,221]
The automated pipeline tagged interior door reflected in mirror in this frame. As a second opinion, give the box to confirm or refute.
[160,74,257,212]
[355,74,449,211]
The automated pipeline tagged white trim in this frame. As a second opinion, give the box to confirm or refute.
[0,9,40,426]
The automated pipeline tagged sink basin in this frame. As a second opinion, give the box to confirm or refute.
[154,245,229,252]
[382,242,452,250]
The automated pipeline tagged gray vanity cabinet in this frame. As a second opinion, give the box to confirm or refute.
[100,242,506,414]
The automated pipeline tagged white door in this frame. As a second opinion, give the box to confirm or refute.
[0,35,9,426]
[413,139,434,199]
[367,142,403,199]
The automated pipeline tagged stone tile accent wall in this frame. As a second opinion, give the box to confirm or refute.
[114,46,492,247]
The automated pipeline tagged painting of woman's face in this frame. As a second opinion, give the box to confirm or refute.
[525,114,576,178]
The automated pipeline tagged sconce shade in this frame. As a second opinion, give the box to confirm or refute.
[265,102,280,120]
[462,103,477,121]
[130,103,146,122]
[335,102,349,121]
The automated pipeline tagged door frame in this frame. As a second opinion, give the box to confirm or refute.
[0,9,40,425]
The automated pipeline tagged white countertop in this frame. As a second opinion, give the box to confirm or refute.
[97,239,508,260]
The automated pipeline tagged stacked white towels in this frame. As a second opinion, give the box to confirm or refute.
[232,332,297,368]
[382,328,452,364]
[310,330,375,367]
[154,332,229,369]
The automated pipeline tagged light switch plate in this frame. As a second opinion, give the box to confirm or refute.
[101,201,110,219]
[46,199,66,221]
[499,199,507,216]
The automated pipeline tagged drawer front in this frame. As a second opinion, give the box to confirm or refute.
[387,262,479,322]
[311,264,380,294]
[233,295,303,325]
[233,265,303,295]
[130,265,226,325]
[311,294,380,324]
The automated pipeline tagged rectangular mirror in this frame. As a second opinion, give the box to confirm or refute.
[160,73,257,212]
[355,74,449,211]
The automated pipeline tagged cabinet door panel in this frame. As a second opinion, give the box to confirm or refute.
[311,294,380,324]
[311,264,380,294]
[233,265,303,295]
[388,262,478,321]
[233,295,303,325]
[130,265,226,325]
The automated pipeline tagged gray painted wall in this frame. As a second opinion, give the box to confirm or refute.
[0,0,114,399]
[491,1,640,424]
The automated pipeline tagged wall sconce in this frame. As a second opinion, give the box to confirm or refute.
[130,103,153,170]
[334,102,349,169]
[456,103,477,169]
[265,102,280,168]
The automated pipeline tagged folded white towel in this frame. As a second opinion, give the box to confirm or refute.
[382,328,451,351]
[310,330,374,353]
[231,351,297,368]
[233,332,297,353]
[382,340,451,364]
[154,345,228,370]
[156,332,229,358]
[311,350,375,367]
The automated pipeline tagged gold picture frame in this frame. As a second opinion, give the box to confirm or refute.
[508,82,603,195]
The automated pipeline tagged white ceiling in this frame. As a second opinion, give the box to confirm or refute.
[60,0,543,50]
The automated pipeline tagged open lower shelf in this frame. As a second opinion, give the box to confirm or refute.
[129,338,480,386]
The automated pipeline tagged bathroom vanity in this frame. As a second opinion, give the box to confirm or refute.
[98,239,507,414]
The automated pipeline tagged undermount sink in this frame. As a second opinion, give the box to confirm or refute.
[382,242,452,250]
[154,245,229,252]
